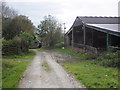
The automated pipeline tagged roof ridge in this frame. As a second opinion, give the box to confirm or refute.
[77,16,119,18]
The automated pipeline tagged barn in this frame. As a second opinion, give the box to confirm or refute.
[65,16,120,53]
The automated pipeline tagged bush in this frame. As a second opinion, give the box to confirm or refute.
[19,31,34,46]
[13,36,29,53]
[2,37,28,55]
[2,32,34,55]
[2,40,21,55]
[92,52,119,68]
[55,42,64,48]
[98,52,118,60]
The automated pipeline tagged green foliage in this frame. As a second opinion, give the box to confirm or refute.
[37,15,63,47]
[2,32,34,55]
[2,2,35,55]
[2,38,24,55]
[3,50,35,60]
[55,42,64,48]
[2,40,21,55]
[92,52,119,68]
[3,15,35,40]
[2,50,36,88]
[61,61,118,88]
[98,52,119,59]
[19,31,34,46]
[15,36,29,53]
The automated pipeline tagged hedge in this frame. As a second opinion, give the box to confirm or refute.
[2,37,29,55]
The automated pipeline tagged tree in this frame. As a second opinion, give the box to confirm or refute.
[1,2,35,40]
[1,1,19,40]
[1,1,36,54]
[37,15,63,47]
[1,1,18,18]
[3,15,35,40]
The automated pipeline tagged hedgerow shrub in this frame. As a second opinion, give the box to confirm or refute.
[13,36,29,53]
[92,52,119,68]
[2,39,21,55]
[2,32,34,55]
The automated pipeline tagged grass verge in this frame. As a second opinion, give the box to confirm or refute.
[54,48,95,59]
[61,61,118,88]
[54,48,118,88]
[3,50,35,60]
[2,50,36,88]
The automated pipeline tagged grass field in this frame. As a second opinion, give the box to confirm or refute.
[61,61,118,88]
[2,50,36,88]
[55,48,118,88]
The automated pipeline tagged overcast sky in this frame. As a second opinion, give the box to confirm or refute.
[6,0,119,32]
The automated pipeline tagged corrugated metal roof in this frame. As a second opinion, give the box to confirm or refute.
[87,24,120,32]
[65,16,120,36]
[78,16,119,24]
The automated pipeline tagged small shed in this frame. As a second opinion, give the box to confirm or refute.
[65,16,120,53]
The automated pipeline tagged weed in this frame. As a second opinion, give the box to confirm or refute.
[42,61,51,71]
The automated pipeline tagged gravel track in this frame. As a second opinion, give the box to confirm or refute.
[18,49,85,88]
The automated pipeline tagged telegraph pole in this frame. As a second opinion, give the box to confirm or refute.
[63,23,66,47]
[63,23,66,34]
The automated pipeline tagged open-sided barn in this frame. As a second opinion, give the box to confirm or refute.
[65,16,120,53]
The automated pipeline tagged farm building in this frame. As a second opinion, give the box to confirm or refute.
[65,16,120,53]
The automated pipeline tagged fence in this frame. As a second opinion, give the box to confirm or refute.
[108,46,120,51]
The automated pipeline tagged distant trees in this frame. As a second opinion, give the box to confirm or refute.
[2,2,35,55]
[37,15,63,47]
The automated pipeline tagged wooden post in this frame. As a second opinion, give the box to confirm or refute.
[66,35,69,46]
[106,32,109,51]
[83,24,86,51]
[92,30,93,47]
[72,28,74,47]
[63,23,66,46]
[109,34,111,48]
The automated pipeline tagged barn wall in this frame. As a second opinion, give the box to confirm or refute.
[110,34,120,47]
[92,29,106,49]
[65,24,120,52]
[72,26,107,49]
[73,26,83,44]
